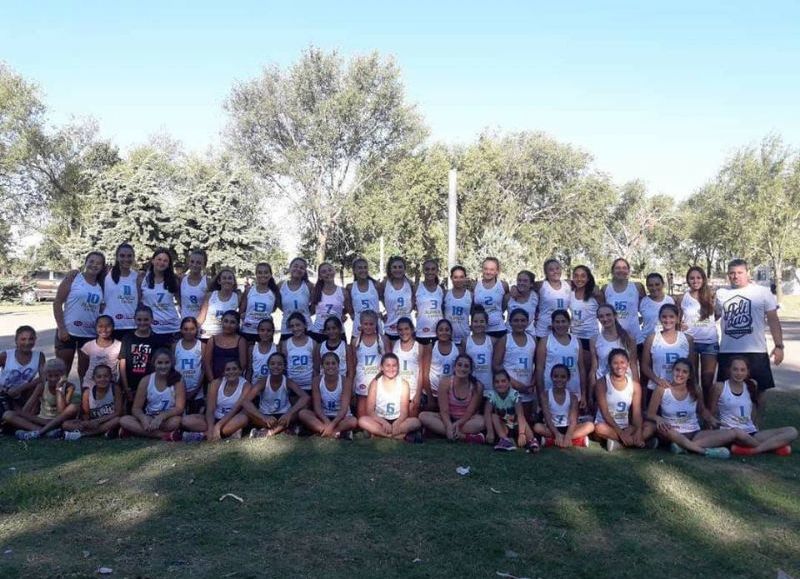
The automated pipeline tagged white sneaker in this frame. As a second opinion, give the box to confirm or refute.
[63,430,82,441]
[44,429,63,439]
[15,430,40,441]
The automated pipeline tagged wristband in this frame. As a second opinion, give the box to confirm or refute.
[774,344,784,349]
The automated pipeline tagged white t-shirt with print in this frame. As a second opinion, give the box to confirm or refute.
[715,283,777,354]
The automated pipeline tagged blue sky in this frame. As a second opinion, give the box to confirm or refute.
[2,1,799,199]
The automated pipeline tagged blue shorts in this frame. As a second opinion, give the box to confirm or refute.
[694,342,720,356]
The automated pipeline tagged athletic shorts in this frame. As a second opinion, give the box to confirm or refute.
[240,332,259,344]
[415,337,436,346]
[54,333,93,352]
[307,331,327,344]
[694,342,720,356]
[151,332,179,349]
[384,333,400,342]
[579,338,591,352]
[185,398,205,415]
[112,329,135,342]
[717,352,775,391]
[487,329,508,339]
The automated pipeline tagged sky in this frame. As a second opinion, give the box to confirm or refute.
[2,1,799,200]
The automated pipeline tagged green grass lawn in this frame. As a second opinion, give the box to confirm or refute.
[2,391,800,579]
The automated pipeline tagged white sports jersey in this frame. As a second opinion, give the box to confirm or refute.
[319,339,348,377]
[535,281,571,338]
[0,349,42,389]
[88,384,116,419]
[681,291,718,345]
[350,280,381,339]
[374,376,403,420]
[473,279,506,332]
[502,333,536,402]
[415,283,444,339]
[249,342,277,383]
[660,387,700,433]
[241,286,277,336]
[570,292,599,340]
[716,283,777,354]
[259,376,291,416]
[285,337,314,390]
[319,375,346,417]
[648,331,690,390]
[547,389,572,428]
[444,288,472,344]
[354,338,382,397]
[180,275,208,320]
[506,291,539,336]
[103,271,138,330]
[202,290,239,337]
[383,279,413,336]
[717,380,757,433]
[144,374,176,416]
[175,339,203,398]
[595,375,634,428]
[594,333,625,380]
[543,333,581,397]
[214,376,246,420]
[465,335,494,394]
[140,279,180,334]
[394,340,421,398]
[310,286,345,334]
[638,295,675,345]
[279,281,312,334]
[64,273,103,338]
[428,341,458,395]
[604,282,641,342]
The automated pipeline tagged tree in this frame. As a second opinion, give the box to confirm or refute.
[225,47,426,265]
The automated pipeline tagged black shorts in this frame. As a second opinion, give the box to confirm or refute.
[487,329,508,339]
[307,331,327,343]
[636,342,644,361]
[185,398,206,415]
[579,338,591,352]
[240,332,259,344]
[54,333,93,352]
[384,333,400,342]
[112,328,135,342]
[415,336,436,346]
[151,332,179,349]
[717,352,775,391]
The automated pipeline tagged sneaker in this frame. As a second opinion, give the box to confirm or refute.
[341,430,354,441]
[104,427,119,440]
[606,439,620,452]
[571,436,589,448]
[182,432,206,442]
[493,437,516,451]
[669,442,686,455]
[774,445,792,457]
[731,444,757,456]
[15,430,39,441]
[44,429,63,439]
[525,437,541,453]
[646,437,660,449]
[249,428,268,439]
[704,447,731,460]
[229,430,243,440]
[161,430,181,442]
[118,427,133,439]
[63,430,82,441]
[542,437,555,448]
[464,433,486,445]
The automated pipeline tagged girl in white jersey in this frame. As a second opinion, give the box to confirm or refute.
[534,365,594,448]
[638,273,675,349]
[278,257,313,341]
[180,249,211,320]
[534,259,571,338]
[494,309,537,417]
[589,304,639,383]
[593,349,649,451]
[308,262,346,342]
[299,352,358,438]
[345,258,382,342]
[358,353,422,440]
[641,304,694,399]
[709,356,797,456]
[392,317,423,417]
[119,349,185,440]
[189,359,251,441]
[198,268,240,339]
[444,266,472,345]
[351,310,384,417]
[570,265,602,388]
[0,326,45,411]
[414,259,445,344]
[280,312,315,391]
[240,262,280,343]
[424,319,459,410]
[535,310,585,407]
[463,307,495,396]
[54,251,105,374]
[643,358,749,458]
[602,258,646,350]
[174,317,205,415]
[676,266,720,404]
[314,317,352,379]
[381,256,414,341]
[239,352,309,438]
[505,270,538,336]
[103,243,139,340]
[472,257,509,338]
[138,248,181,348]
[62,364,123,438]
[247,318,277,386]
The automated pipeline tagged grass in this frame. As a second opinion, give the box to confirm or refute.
[1,392,800,578]
[779,295,800,320]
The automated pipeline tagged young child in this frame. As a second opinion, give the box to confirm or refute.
[203,310,247,381]
[424,319,459,410]
[352,310,384,417]
[174,316,206,415]
[493,309,536,418]
[119,349,186,440]
[3,358,79,440]
[79,315,122,390]
[484,370,536,452]
[463,307,494,395]
[62,364,123,439]
[358,353,422,440]
[239,353,309,437]
[248,317,278,386]
[299,352,358,438]
[119,306,160,407]
[281,312,315,393]
[392,317,423,417]
[314,317,352,379]
[534,365,594,448]
[593,349,650,452]
[0,325,45,411]
[198,359,252,440]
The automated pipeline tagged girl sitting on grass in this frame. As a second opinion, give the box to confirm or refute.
[190,359,251,441]
[709,356,797,456]
[299,352,358,439]
[358,353,421,440]
[0,325,45,411]
[3,358,80,440]
[593,349,649,452]
[119,349,186,441]
[484,369,536,452]
[534,364,594,448]
[62,364,123,439]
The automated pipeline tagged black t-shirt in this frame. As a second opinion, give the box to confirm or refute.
[120,333,159,392]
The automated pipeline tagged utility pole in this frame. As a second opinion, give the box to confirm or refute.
[448,169,457,273]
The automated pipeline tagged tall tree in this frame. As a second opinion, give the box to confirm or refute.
[225,47,426,265]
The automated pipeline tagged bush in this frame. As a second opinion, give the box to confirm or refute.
[0,277,33,303]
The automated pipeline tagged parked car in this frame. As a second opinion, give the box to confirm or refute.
[21,270,67,304]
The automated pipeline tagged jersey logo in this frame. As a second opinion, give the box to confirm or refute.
[723,295,753,339]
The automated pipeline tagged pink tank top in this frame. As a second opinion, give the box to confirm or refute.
[447,381,474,420]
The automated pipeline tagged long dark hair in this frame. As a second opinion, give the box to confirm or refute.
[152,347,183,387]
[686,266,714,320]
[111,243,135,284]
[672,357,701,401]
[572,265,596,301]
[311,262,335,308]
[728,355,760,409]
[144,248,179,294]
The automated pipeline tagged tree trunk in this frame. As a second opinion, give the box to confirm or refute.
[705,253,712,280]
[315,229,327,267]
[773,257,784,303]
